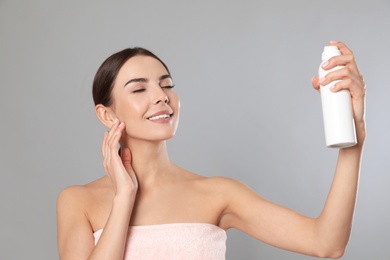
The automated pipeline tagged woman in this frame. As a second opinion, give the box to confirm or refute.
[57,41,366,259]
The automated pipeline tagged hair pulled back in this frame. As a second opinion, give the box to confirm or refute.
[92,47,170,106]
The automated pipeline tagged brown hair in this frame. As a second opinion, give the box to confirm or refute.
[92,47,171,106]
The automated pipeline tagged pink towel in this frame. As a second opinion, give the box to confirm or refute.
[94,223,226,260]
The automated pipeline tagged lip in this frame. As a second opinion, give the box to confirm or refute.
[147,110,173,119]
[146,109,174,123]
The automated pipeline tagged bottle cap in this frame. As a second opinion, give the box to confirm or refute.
[322,46,341,61]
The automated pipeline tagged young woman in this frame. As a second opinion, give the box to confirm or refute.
[57,41,366,259]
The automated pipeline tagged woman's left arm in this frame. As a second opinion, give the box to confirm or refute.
[219,41,365,258]
[311,40,366,256]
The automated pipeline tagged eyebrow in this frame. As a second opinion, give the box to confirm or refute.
[124,74,172,88]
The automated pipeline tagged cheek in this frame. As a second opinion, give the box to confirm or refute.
[169,93,180,110]
[115,99,147,122]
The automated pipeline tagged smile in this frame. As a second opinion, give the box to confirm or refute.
[147,114,172,121]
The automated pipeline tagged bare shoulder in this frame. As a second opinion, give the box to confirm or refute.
[57,178,111,259]
[57,185,88,210]
[56,183,92,226]
[57,177,109,206]
[57,177,113,228]
[197,175,251,192]
[173,164,254,196]
[179,171,253,201]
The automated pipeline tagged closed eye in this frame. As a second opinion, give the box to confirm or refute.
[132,89,146,93]
[161,85,175,89]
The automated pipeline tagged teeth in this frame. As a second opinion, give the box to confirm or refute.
[148,114,171,120]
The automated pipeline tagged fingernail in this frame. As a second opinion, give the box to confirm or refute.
[322,61,329,68]
[319,77,325,84]
[119,122,124,128]
[113,118,118,124]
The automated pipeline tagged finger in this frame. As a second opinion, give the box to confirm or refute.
[104,122,125,181]
[312,76,320,91]
[105,119,120,157]
[121,147,138,187]
[331,74,365,96]
[319,67,350,86]
[107,122,124,156]
[106,122,125,171]
[121,147,133,173]
[106,118,120,142]
[101,131,109,157]
[102,132,111,176]
[329,41,353,56]
[330,78,353,93]
[321,54,353,69]
[102,120,120,172]
[321,65,364,91]
[104,121,117,158]
[324,42,360,75]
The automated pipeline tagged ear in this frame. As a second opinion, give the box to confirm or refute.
[95,104,117,128]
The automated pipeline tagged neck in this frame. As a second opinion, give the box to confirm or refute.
[121,138,174,187]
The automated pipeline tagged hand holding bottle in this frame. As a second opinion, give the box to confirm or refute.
[312,41,366,148]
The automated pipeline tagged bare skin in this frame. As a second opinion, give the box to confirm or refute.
[57,41,365,259]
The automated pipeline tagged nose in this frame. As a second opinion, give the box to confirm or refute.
[153,88,169,104]
[155,95,169,104]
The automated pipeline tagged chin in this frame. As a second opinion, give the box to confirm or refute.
[126,129,177,142]
[152,131,177,141]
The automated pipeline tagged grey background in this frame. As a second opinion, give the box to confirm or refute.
[1,0,389,259]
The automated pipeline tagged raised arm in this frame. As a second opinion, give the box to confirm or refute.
[57,120,138,260]
[311,40,365,255]
[219,41,365,258]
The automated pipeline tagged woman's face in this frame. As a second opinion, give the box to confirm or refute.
[110,55,180,142]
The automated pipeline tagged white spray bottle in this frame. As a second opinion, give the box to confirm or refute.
[319,46,357,148]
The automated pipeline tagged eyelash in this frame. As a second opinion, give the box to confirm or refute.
[162,85,175,89]
[132,85,175,93]
[132,89,145,93]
